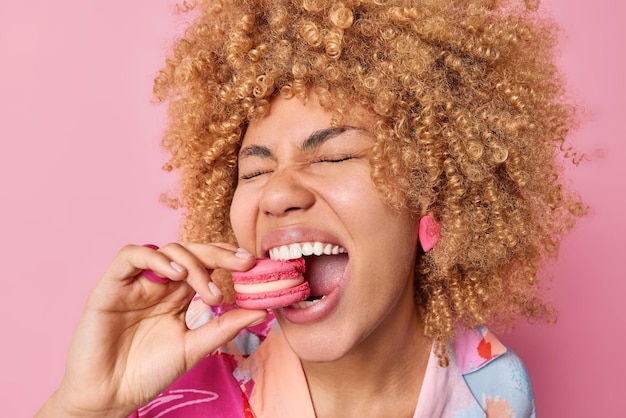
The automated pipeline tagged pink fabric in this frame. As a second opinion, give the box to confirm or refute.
[132,354,252,418]
[131,297,532,417]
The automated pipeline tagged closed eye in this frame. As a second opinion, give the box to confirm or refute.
[312,154,357,164]
[240,169,272,180]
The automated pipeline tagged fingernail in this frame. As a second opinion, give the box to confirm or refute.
[235,248,254,259]
[208,282,223,297]
[142,270,169,284]
[170,261,185,273]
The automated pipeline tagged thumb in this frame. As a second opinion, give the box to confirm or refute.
[184,308,268,365]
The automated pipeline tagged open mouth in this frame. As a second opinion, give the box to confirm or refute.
[268,242,348,308]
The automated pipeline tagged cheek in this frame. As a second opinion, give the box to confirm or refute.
[337,179,418,251]
[229,189,256,246]
[322,169,377,209]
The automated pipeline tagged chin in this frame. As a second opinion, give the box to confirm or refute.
[288,341,353,364]
[276,317,365,363]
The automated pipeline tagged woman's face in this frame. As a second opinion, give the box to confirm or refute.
[230,93,420,362]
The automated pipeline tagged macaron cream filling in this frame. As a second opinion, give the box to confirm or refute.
[233,277,305,294]
[269,242,348,308]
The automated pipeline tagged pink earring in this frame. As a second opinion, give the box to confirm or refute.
[418,215,440,252]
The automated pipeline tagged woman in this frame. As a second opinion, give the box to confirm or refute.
[37,0,582,416]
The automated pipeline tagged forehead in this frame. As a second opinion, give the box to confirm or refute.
[242,95,332,145]
[242,93,375,148]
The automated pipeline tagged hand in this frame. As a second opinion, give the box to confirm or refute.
[36,243,266,418]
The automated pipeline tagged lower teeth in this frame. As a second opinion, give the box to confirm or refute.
[291,296,325,309]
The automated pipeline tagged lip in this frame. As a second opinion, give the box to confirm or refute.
[260,226,345,256]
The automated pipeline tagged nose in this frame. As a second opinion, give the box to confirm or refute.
[258,167,315,217]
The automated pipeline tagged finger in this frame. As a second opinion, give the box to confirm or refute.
[184,242,239,252]
[156,243,221,305]
[184,308,269,366]
[139,244,172,284]
[141,269,170,284]
[103,244,188,285]
[182,243,256,271]
[165,243,256,305]
[85,245,189,313]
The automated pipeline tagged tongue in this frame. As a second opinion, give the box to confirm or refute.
[303,253,348,296]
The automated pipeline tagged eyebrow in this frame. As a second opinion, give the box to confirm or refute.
[238,144,272,159]
[300,126,356,151]
[238,126,359,159]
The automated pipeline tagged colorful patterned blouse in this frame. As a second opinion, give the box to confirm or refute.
[129,297,536,417]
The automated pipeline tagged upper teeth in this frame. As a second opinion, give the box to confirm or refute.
[269,242,346,260]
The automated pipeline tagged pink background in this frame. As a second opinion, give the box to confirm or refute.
[0,0,623,416]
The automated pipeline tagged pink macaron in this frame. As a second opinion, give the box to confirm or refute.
[231,257,310,310]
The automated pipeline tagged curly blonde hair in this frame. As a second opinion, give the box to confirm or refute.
[154,0,583,363]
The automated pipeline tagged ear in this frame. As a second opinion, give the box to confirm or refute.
[418,215,440,252]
